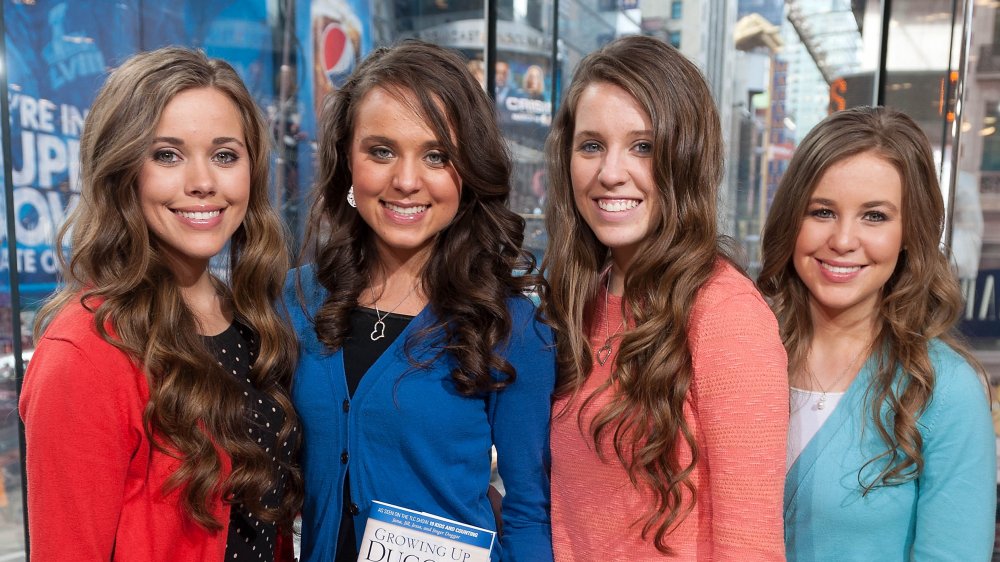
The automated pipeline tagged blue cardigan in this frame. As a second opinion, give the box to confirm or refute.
[785,340,996,561]
[286,267,555,562]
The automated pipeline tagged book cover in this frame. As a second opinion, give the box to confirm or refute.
[357,500,496,562]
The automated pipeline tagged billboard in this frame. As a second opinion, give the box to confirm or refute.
[3,0,277,308]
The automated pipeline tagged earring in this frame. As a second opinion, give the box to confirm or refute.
[347,185,357,208]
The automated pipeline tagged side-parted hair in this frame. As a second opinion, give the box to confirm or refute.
[758,105,982,491]
[36,46,302,530]
[304,39,541,395]
[541,35,731,552]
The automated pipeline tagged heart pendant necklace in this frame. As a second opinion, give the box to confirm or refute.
[595,273,625,367]
[368,275,417,342]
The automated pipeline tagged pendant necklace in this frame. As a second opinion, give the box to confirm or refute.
[803,344,868,410]
[595,273,626,366]
[367,276,418,342]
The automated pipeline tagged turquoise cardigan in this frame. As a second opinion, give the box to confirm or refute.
[785,340,996,561]
[286,266,555,562]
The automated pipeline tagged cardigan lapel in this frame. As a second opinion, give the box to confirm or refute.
[348,304,432,404]
[784,358,875,514]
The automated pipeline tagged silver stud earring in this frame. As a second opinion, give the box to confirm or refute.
[347,185,357,208]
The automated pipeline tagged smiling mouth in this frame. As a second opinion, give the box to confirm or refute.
[819,261,863,274]
[597,199,639,212]
[382,201,429,215]
[174,209,222,220]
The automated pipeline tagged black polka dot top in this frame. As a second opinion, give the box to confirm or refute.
[204,321,295,562]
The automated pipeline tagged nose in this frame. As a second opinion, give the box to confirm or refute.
[597,150,627,188]
[185,157,216,197]
[392,157,421,195]
[828,218,860,254]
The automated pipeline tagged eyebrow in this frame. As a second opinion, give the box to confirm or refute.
[809,197,900,212]
[359,135,443,150]
[574,129,653,138]
[151,136,245,147]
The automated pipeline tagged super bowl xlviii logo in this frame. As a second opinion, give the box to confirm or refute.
[42,3,106,89]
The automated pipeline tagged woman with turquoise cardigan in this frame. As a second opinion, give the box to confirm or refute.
[758,106,996,560]
[287,41,555,562]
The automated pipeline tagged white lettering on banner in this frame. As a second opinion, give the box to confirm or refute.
[9,92,87,191]
[60,103,86,136]
[0,187,79,247]
[14,187,55,246]
[0,248,59,275]
[1,94,83,284]
[37,133,67,189]
[11,131,82,191]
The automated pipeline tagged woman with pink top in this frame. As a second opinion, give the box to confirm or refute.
[541,35,789,560]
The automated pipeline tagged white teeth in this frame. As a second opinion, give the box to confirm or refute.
[597,199,639,212]
[176,210,220,220]
[384,202,428,215]
[821,262,861,274]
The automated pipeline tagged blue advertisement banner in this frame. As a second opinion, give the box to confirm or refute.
[3,0,276,301]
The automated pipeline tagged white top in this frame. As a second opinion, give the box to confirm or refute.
[787,387,845,470]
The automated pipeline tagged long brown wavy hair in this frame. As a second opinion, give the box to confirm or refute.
[758,106,983,492]
[302,40,541,395]
[36,47,303,530]
[540,35,732,552]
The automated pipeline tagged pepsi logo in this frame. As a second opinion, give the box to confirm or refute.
[321,23,355,75]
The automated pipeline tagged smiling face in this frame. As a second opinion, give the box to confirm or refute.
[138,87,250,279]
[570,82,658,272]
[349,86,462,268]
[793,151,904,324]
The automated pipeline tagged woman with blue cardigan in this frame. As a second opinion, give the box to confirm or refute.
[286,41,555,562]
[758,106,996,560]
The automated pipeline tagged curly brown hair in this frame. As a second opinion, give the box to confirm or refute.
[302,39,541,395]
[36,46,302,531]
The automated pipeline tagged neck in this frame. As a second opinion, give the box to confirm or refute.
[803,304,876,391]
[808,299,878,347]
[607,261,628,296]
[177,271,231,336]
[365,253,428,317]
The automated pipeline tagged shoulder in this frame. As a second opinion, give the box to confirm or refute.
[504,294,554,348]
[283,265,326,322]
[923,339,989,422]
[39,298,123,357]
[505,293,541,325]
[24,299,143,399]
[689,260,777,335]
[686,262,787,389]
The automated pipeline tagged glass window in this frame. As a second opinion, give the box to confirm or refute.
[1,1,994,559]
[957,0,1000,399]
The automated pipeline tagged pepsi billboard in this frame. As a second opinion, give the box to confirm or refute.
[300,0,373,128]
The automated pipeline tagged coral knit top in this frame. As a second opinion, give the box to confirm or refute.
[550,262,788,561]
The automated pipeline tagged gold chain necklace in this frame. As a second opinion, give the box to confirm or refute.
[595,273,626,366]
[803,344,869,410]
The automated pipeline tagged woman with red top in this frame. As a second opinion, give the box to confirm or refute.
[541,35,788,560]
[18,47,302,561]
